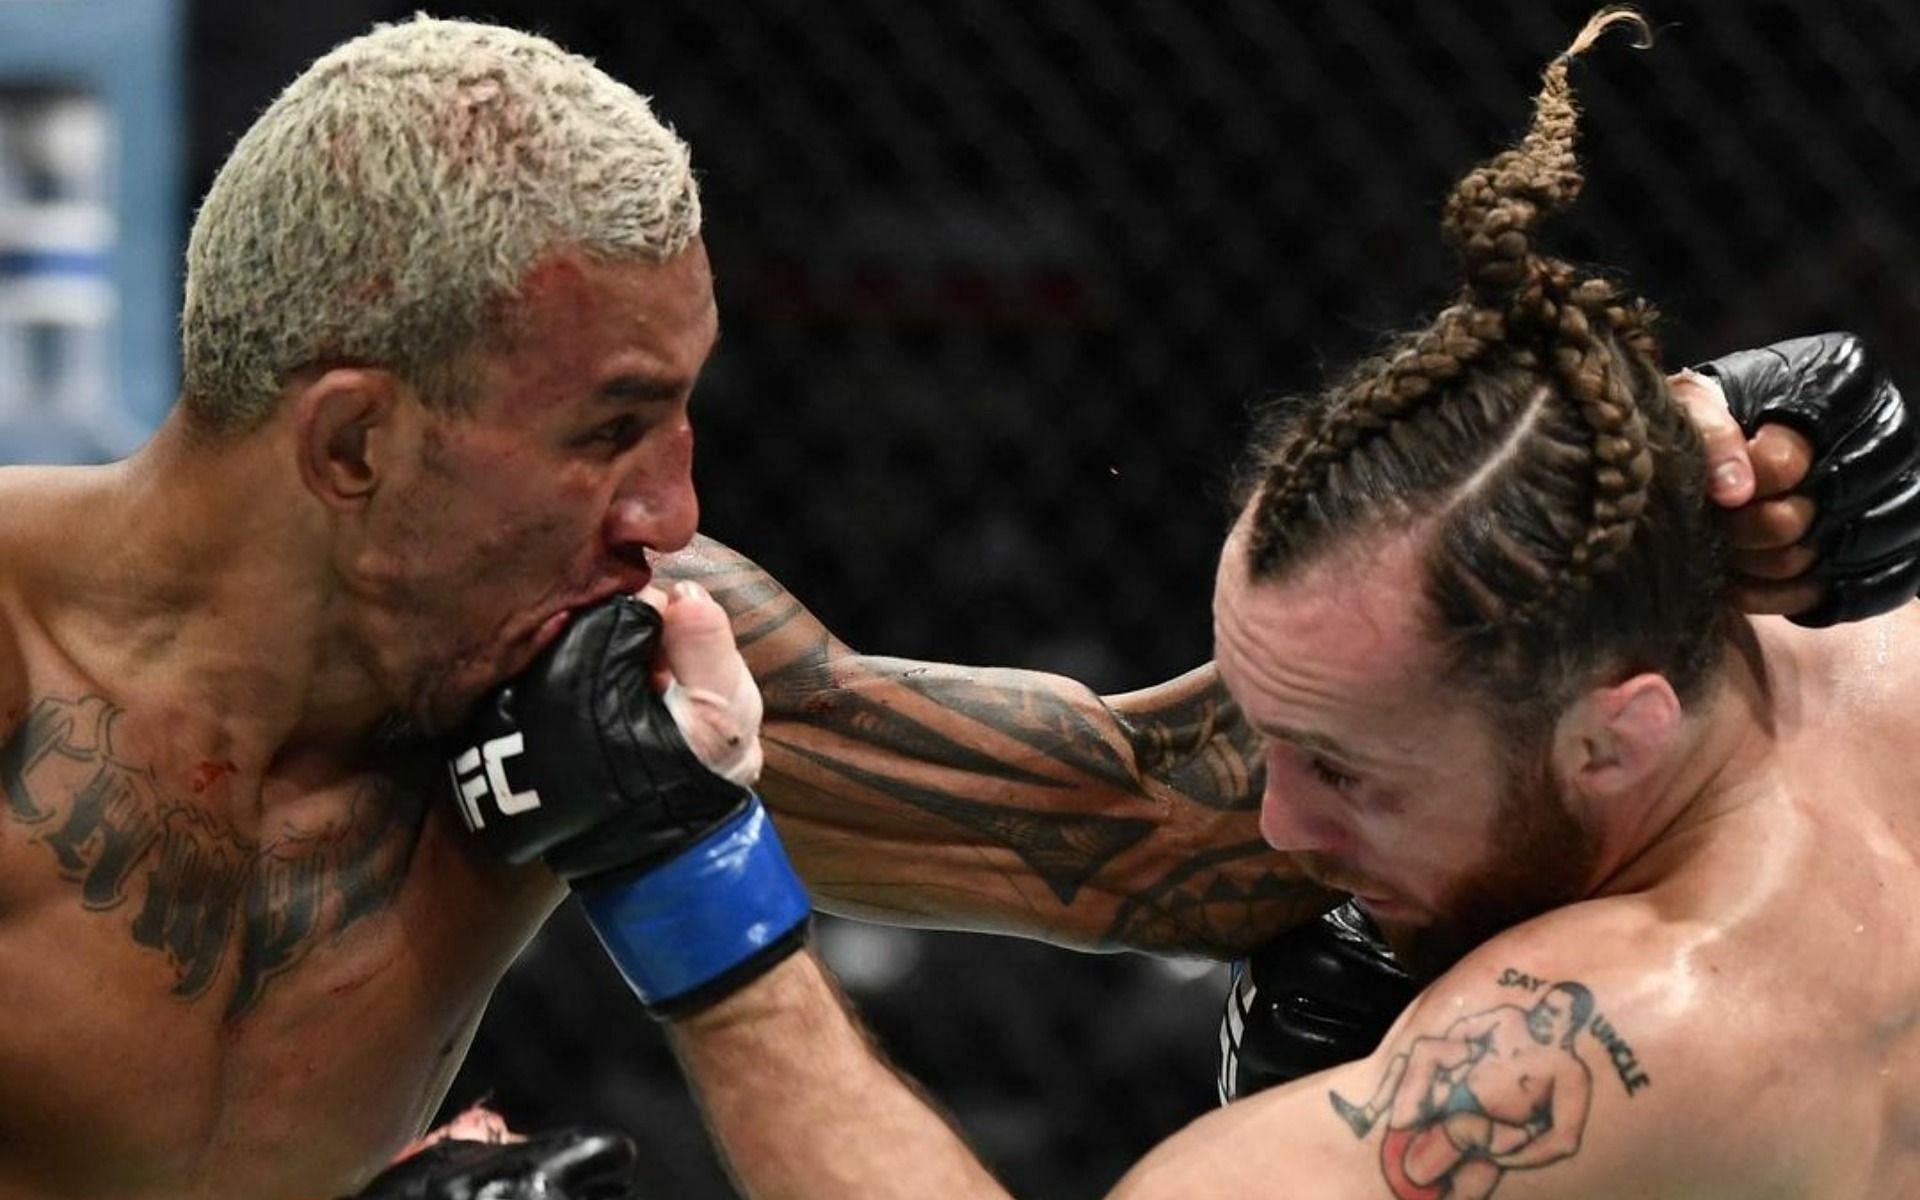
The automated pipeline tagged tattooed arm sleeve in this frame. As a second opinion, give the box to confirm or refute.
[652,536,1334,957]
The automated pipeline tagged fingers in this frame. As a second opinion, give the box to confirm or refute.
[1723,494,1815,550]
[638,585,674,692]
[658,580,750,700]
[656,580,765,786]
[1730,544,1818,581]
[1670,371,1753,506]
[1729,576,1825,617]
[546,1131,640,1190]
[1717,424,1817,617]
[1746,424,1815,501]
[399,1105,522,1160]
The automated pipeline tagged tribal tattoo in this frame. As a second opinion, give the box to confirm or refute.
[0,693,428,1019]
[658,537,1323,953]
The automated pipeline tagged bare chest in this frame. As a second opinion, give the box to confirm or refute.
[0,691,558,1198]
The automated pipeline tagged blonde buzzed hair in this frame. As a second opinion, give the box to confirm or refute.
[180,16,702,432]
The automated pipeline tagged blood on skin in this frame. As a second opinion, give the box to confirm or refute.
[188,759,240,794]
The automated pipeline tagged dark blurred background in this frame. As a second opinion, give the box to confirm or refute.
[4,0,1917,1195]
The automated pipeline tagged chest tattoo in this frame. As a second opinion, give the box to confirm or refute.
[0,694,429,1019]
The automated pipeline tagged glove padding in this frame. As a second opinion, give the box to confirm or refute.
[444,594,810,1016]
[1219,901,1420,1103]
[347,1129,640,1200]
[444,594,757,885]
[1697,332,1920,626]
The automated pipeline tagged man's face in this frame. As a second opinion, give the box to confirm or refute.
[1212,521,1597,977]
[352,241,719,734]
[1528,988,1580,1046]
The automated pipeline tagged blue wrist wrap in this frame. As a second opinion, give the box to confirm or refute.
[579,795,811,1012]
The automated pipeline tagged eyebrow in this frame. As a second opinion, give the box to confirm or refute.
[596,374,688,405]
[1261,723,1370,767]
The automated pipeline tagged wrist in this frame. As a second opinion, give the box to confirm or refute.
[579,794,812,1017]
[673,948,838,1037]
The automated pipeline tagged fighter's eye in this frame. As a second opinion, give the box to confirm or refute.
[584,415,647,451]
[1309,757,1362,793]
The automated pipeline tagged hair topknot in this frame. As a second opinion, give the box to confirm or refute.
[1240,8,1727,727]
[1250,6,1662,605]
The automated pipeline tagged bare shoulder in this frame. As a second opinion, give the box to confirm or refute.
[0,607,22,735]
[1355,898,1816,1195]
[1115,895,1821,1199]
[1761,606,1920,731]
[0,467,52,713]
[0,489,29,730]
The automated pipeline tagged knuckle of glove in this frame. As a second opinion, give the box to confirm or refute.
[349,1129,639,1200]
[1813,468,1920,573]
[1701,332,1875,445]
[1702,334,1920,619]
[443,594,751,884]
[1805,375,1920,530]
[1220,902,1421,1100]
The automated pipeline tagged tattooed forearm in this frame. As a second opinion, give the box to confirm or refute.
[1,693,427,1019]
[761,654,1073,792]
[656,536,1317,952]
[1102,839,1333,956]
[1114,666,1264,811]
[763,649,1145,798]
[775,736,1154,906]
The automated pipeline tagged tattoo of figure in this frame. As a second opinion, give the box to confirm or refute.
[0,694,427,1019]
[1328,977,1603,1199]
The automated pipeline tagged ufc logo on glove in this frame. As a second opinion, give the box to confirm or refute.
[447,733,545,831]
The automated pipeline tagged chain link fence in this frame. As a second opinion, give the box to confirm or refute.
[176,1,1920,1195]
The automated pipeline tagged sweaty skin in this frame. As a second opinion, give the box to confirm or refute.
[657,601,1920,1199]
[0,517,1310,1200]
[0,309,1323,1200]
[0,260,1832,1200]
[0,411,1817,1199]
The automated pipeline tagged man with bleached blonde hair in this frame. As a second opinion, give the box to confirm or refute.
[0,12,1894,1200]
[183,16,702,433]
[0,18,716,1197]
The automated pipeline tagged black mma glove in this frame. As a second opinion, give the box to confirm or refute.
[1696,332,1920,626]
[348,1128,639,1200]
[444,593,810,1018]
[1218,901,1421,1103]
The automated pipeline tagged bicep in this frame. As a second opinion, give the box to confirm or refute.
[1110,1055,1408,1199]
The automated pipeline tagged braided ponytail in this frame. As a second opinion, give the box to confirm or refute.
[1237,8,1728,726]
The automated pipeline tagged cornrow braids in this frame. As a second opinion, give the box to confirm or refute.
[1238,7,1728,729]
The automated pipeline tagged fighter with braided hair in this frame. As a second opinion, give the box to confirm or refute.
[438,8,1920,1197]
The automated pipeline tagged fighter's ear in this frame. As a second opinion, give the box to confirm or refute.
[1549,674,1683,801]
[290,367,409,511]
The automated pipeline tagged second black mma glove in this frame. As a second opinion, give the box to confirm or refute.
[1218,901,1421,1103]
[348,1128,640,1200]
[443,593,810,1018]
[1696,332,1920,626]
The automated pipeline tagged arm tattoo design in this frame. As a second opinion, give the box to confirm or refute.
[0,694,427,1020]
[1328,968,1646,1198]
[659,538,1313,950]
[775,736,1154,907]
[1116,671,1264,812]
[1100,838,1320,956]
